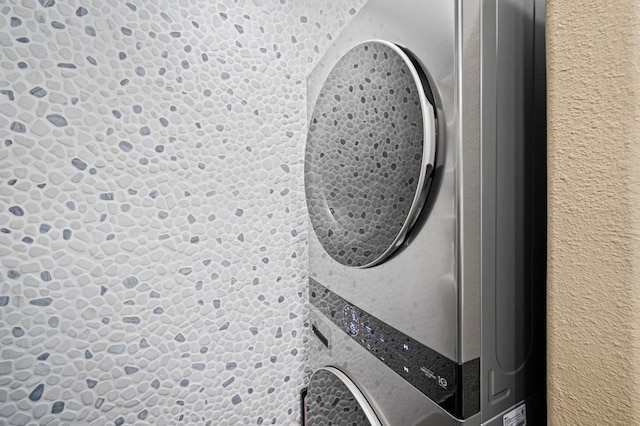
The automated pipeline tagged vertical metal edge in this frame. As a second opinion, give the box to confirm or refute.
[300,387,308,426]
[479,0,499,420]
[457,0,482,364]
[531,0,548,422]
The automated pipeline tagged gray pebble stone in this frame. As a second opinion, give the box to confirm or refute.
[71,158,87,170]
[123,276,138,288]
[119,140,133,151]
[28,384,44,401]
[124,366,138,374]
[46,114,68,127]
[10,122,26,133]
[108,345,124,354]
[9,206,24,216]
[51,401,64,413]
[0,90,14,100]
[29,86,47,98]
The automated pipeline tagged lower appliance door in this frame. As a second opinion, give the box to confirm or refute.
[307,366,382,426]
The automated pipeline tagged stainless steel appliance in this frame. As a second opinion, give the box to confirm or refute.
[304,0,546,425]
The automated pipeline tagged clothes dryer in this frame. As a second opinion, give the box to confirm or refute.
[305,0,546,425]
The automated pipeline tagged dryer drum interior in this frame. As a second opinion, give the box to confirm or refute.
[305,40,438,268]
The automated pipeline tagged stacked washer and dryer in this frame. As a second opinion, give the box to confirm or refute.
[303,0,546,425]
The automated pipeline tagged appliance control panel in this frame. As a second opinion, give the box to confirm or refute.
[309,278,480,420]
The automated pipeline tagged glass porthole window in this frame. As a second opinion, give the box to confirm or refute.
[307,367,382,426]
[305,40,437,268]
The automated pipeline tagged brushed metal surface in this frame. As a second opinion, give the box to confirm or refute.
[308,307,482,426]
[306,0,546,423]
[307,0,462,363]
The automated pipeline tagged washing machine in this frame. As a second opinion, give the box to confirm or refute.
[304,0,546,425]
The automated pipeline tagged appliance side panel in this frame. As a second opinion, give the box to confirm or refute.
[458,0,482,364]
[481,0,546,422]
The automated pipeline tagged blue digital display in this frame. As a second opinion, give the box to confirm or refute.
[342,305,359,336]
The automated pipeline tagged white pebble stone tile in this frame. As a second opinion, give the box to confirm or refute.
[0,0,366,424]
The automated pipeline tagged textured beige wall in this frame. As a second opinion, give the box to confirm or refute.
[547,0,640,424]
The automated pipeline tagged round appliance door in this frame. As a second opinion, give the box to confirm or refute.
[305,40,437,268]
[307,367,382,426]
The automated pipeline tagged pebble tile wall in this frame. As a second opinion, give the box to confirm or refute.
[0,0,365,424]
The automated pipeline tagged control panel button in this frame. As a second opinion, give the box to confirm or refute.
[342,305,359,336]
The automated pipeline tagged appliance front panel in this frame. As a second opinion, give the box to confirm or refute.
[308,307,482,426]
[306,0,460,362]
[309,280,481,419]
